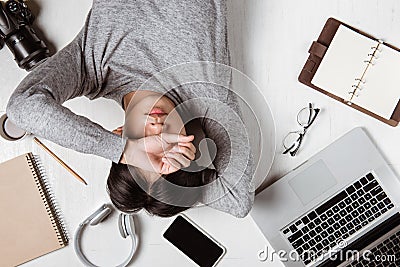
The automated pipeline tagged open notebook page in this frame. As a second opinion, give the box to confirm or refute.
[312,25,377,101]
[354,43,400,119]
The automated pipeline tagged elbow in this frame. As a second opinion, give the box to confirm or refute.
[232,192,255,218]
[233,178,255,218]
[6,92,30,129]
[233,208,251,218]
[6,95,20,122]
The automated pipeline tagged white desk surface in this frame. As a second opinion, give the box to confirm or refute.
[1,0,400,266]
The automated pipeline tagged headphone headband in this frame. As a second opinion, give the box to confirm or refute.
[74,204,138,267]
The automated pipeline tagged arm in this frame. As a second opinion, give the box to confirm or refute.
[200,96,255,218]
[6,32,125,163]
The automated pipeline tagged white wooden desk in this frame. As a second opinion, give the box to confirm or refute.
[1,0,400,266]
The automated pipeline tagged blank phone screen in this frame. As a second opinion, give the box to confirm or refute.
[163,215,224,267]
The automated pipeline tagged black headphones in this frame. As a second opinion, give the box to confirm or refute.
[74,204,139,267]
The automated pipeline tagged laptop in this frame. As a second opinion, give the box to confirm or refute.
[251,128,400,266]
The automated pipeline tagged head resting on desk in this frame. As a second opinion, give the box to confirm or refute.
[107,90,214,217]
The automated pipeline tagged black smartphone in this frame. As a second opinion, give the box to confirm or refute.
[163,215,226,267]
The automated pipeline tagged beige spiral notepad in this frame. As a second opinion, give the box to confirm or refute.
[0,153,69,267]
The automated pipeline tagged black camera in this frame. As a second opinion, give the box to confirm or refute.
[0,0,49,71]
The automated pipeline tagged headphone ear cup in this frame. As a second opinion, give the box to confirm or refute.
[125,215,135,236]
[118,213,136,239]
[89,206,112,226]
[118,213,128,238]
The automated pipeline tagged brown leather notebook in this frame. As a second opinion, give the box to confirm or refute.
[0,153,69,266]
[299,17,400,127]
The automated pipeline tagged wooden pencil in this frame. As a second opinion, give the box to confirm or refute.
[33,137,88,185]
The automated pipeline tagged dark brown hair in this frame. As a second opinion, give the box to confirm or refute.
[106,163,214,217]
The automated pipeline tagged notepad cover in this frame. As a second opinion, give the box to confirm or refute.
[0,154,68,267]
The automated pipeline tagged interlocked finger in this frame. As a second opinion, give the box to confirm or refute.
[165,151,191,168]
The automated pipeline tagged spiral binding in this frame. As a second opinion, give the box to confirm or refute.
[347,40,383,105]
[26,153,70,247]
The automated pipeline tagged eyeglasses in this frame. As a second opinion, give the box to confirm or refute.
[283,103,320,157]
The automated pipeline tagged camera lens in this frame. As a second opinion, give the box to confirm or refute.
[5,26,49,70]
[24,52,48,71]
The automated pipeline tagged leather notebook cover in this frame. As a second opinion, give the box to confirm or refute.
[299,17,400,127]
[0,153,68,266]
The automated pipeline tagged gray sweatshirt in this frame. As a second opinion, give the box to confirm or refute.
[6,0,255,218]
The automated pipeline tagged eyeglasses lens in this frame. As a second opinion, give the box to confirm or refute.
[297,106,313,127]
[283,132,301,150]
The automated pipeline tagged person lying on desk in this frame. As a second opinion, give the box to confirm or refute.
[6,0,255,218]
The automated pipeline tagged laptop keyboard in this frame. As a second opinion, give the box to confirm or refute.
[282,173,395,265]
[346,229,400,267]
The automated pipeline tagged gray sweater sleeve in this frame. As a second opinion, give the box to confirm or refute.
[6,32,126,163]
[200,92,255,218]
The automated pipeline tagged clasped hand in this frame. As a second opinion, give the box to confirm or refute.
[118,130,196,175]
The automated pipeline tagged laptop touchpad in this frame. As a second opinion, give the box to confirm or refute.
[288,160,337,205]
